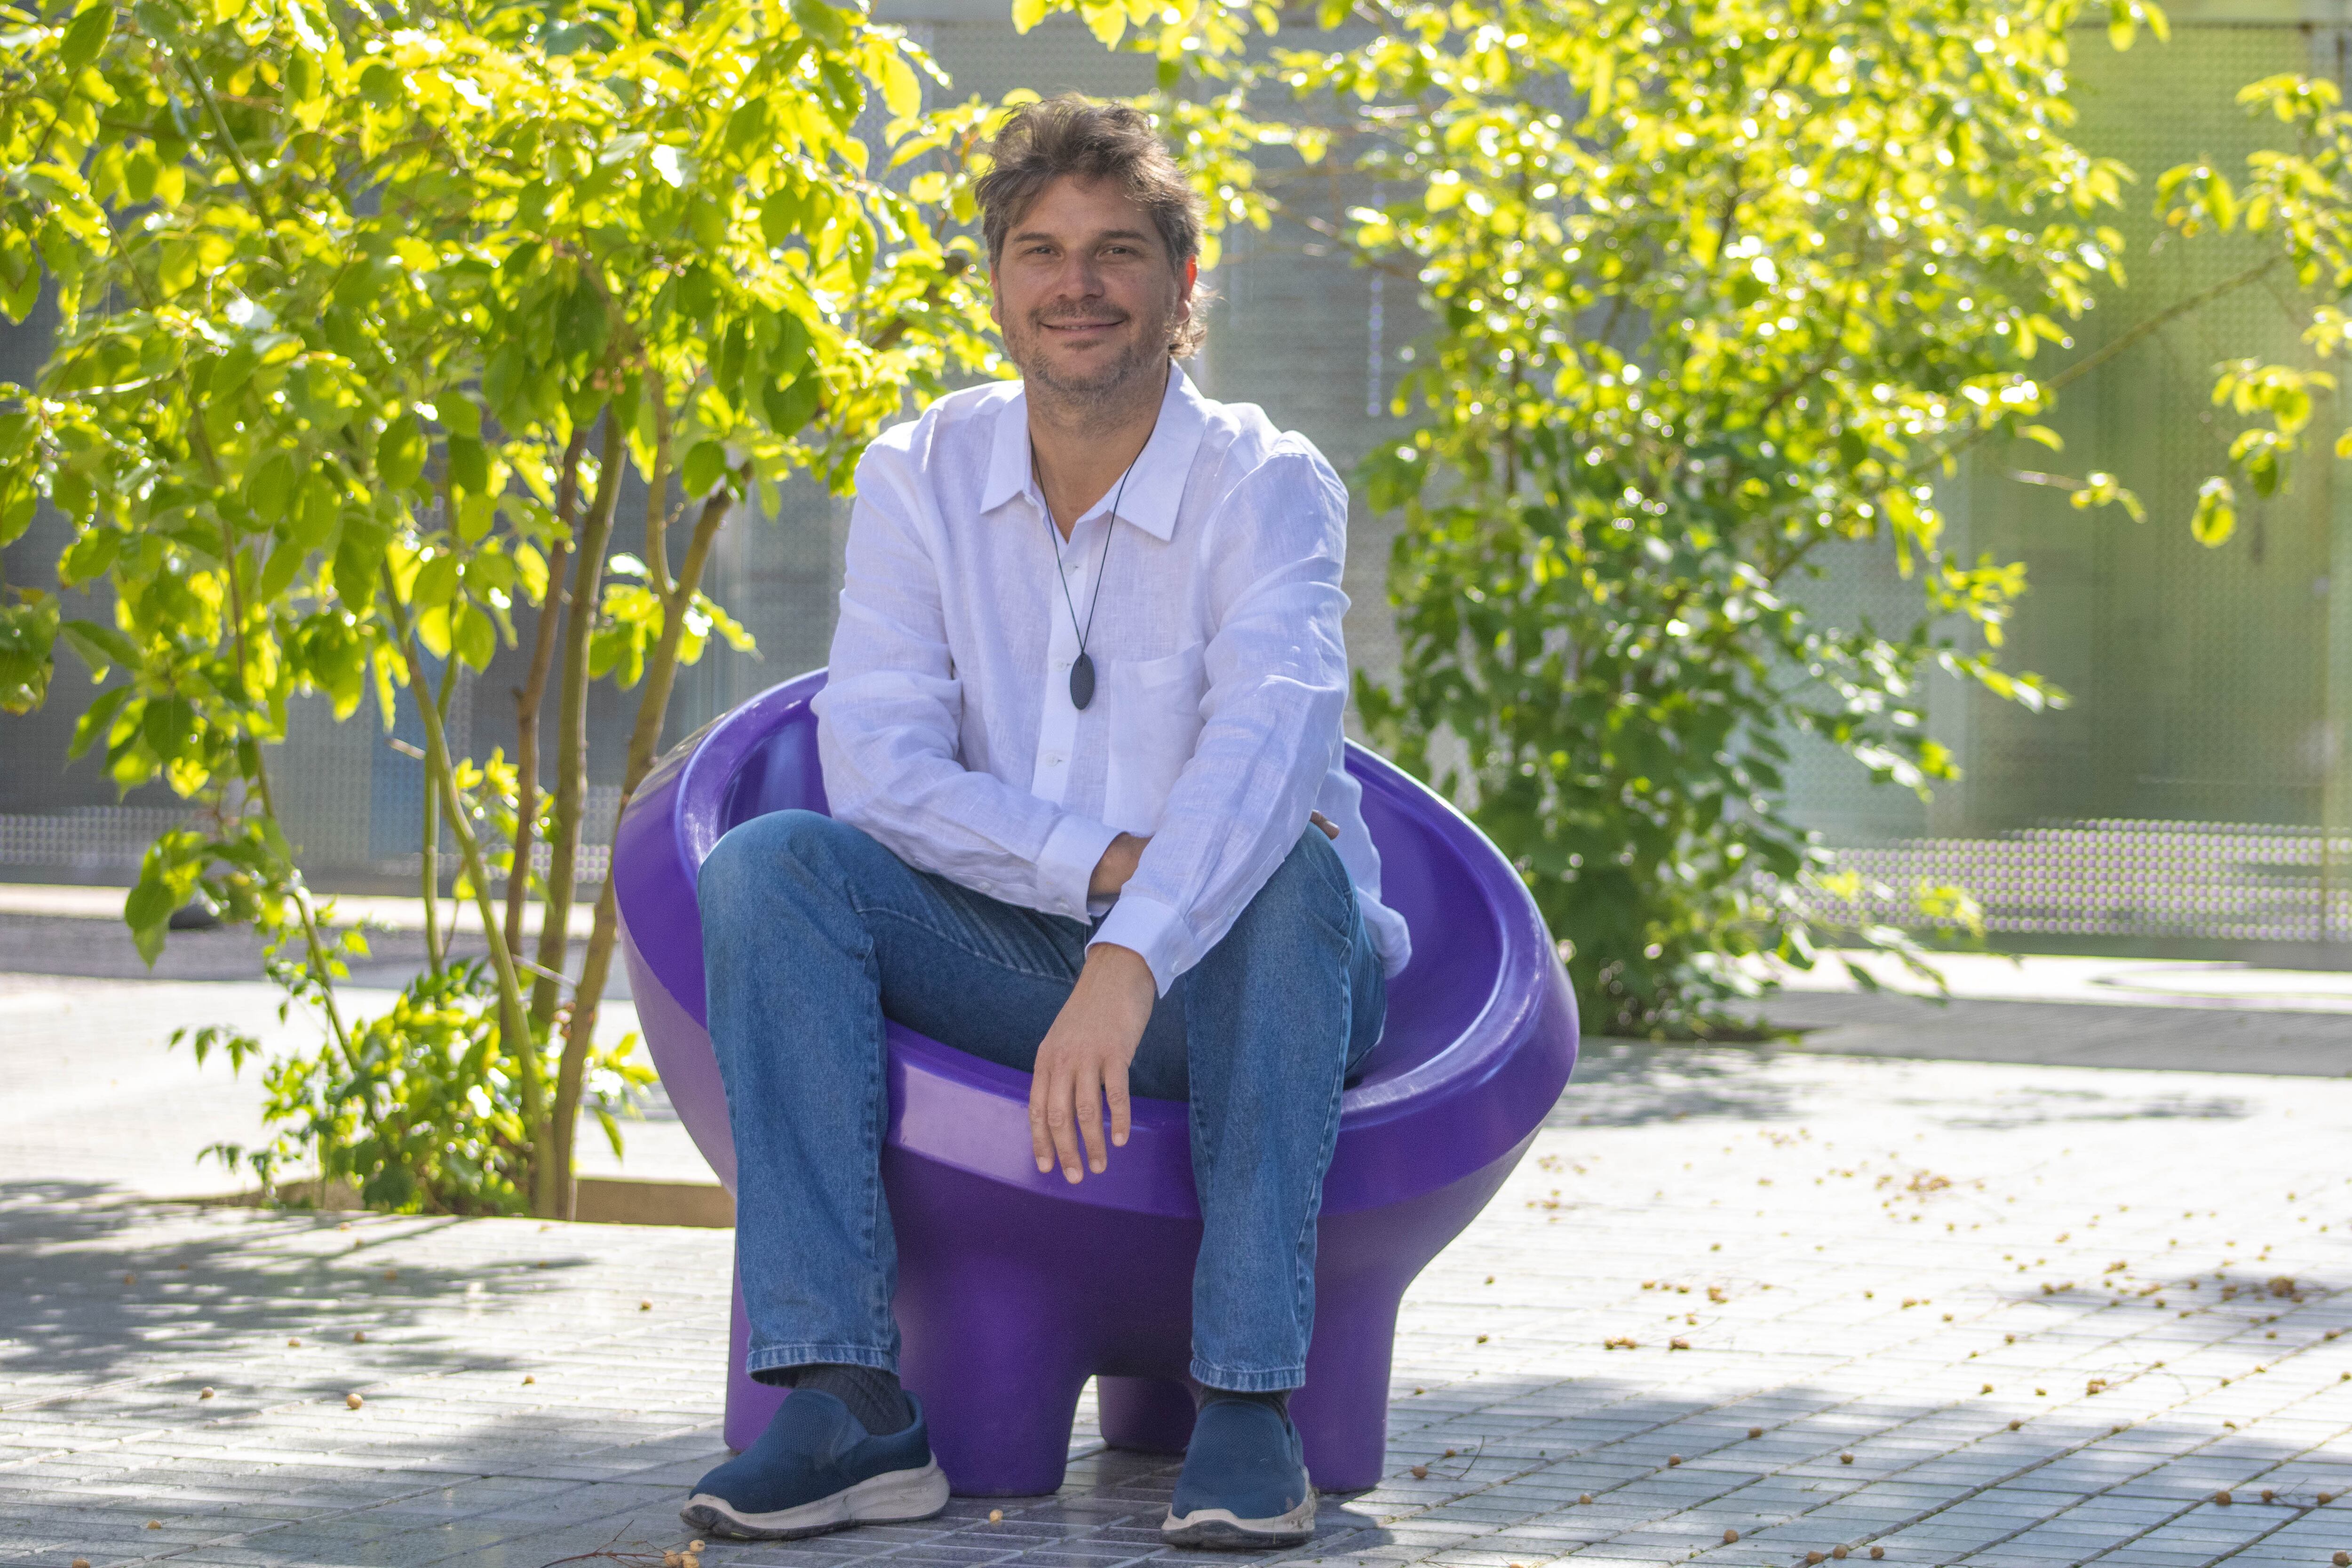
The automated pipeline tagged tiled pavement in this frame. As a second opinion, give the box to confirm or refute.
[5,989,2352,1568]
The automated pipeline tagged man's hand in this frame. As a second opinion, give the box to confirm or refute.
[1030,943,1156,1182]
[1089,831,1149,901]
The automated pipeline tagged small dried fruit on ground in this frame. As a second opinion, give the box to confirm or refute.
[1807,1552,1825,1564]
[641,1301,653,1311]
[1748,1427,1764,1438]
[2214,1491,2232,1505]
[1669,1337,1691,1351]
[1668,1455,1682,1466]
[352,1331,366,1343]
[1723,1530,1740,1544]
[145,1520,160,1529]
[1579,1494,1593,1505]
[1869,1551,1884,1561]
[288,1338,302,1348]
[1411,1465,1428,1479]
[1840,1452,1855,1464]
[345,1392,364,1409]
[1834,1545,1849,1558]
[198,1388,213,1400]
[987,1510,1003,1524]
[522,1375,535,1385]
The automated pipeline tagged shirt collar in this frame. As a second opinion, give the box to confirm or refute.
[977,365,1209,543]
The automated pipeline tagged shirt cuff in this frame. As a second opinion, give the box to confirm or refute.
[1036,812,1122,921]
[1089,893,1193,996]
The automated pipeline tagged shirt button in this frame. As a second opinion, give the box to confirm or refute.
[1065,561,1080,575]
[1043,752,1065,767]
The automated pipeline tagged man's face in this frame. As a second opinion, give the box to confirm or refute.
[989,175,1197,402]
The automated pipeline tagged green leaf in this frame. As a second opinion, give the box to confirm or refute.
[67,682,129,758]
[60,617,138,677]
[412,554,461,609]
[2190,475,2237,547]
[0,592,59,714]
[377,414,426,492]
[453,603,495,670]
[681,440,729,497]
[58,3,112,72]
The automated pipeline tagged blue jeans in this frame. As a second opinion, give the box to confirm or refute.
[698,810,1388,1393]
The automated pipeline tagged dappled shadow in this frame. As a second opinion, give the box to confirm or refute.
[1932,1084,2255,1131]
[1548,1040,1809,1128]
[0,1181,609,1400]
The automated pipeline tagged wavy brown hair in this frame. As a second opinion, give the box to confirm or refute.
[975,95,1211,360]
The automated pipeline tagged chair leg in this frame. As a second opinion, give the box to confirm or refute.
[1292,1277,1404,1493]
[723,1268,789,1454]
[899,1301,1093,1496]
[1097,1376,1196,1455]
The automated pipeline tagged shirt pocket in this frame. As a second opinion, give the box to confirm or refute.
[1104,642,1208,834]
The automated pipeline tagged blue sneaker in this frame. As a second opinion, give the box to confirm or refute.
[1162,1396,1317,1549]
[682,1389,949,1540]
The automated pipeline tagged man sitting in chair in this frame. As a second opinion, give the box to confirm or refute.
[683,94,1411,1550]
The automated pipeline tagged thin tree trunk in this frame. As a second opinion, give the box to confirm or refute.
[504,428,587,961]
[527,415,626,1218]
[381,577,535,1204]
[550,474,740,1213]
[421,653,460,975]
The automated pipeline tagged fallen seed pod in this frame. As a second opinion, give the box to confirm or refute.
[345,1392,364,1409]
[287,1338,302,1348]
[198,1387,213,1400]
[72,1560,88,1567]
[1982,1385,1993,1394]
[1749,1427,1764,1439]
[146,1520,160,1530]
[1870,1551,1884,1561]
[1724,1530,1739,1544]
[124,1274,136,1285]
[641,1301,653,1311]
[2214,1492,2232,1506]
[1670,1337,1691,1351]
[988,1510,1003,1524]
[2319,1492,2336,1504]
[1808,1552,1826,1564]
[1412,1465,1428,1479]
[2008,1420,2022,1431]
[382,1269,397,1281]
[352,1331,366,1343]
[2333,1553,2348,1568]
[1668,1455,1682,1466]
[523,1374,536,1385]
[1834,1546,1849,1559]
[1841,1453,1855,1465]
[1579,1494,1594,1505]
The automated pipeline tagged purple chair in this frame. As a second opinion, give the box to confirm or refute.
[613,669,1577,1496]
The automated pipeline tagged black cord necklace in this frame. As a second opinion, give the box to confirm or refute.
[1037,448,1140,712]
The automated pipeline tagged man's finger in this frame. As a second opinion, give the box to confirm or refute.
[1029,1075,1054,1173]
[1077,1061,1109,1174]
[1106,1063,1131,1150]
[1047,1072,1085,1183]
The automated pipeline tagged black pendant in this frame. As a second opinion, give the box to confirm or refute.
[1069,651,1097,710]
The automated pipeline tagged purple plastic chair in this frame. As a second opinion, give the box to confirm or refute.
[612,669,1578,1496]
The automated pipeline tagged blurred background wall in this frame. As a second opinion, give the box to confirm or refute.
[3,0,2347,960]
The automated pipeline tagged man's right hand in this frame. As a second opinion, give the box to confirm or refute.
[1089,832,1149,901]
[1086,812,1337,903]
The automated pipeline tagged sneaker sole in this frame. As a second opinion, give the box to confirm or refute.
[1162,1493,1317,1550]
[682,1459,951,1541]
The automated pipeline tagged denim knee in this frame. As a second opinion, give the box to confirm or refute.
[1252,827,1357,938]
[697,808,849,923]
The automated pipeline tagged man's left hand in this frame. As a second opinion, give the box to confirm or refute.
[1029,943,1156,1182]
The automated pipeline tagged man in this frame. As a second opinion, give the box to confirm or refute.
[683,95,1411,1549]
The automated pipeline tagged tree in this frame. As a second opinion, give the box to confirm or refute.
[0,0,998,1212]
[1032,0,2187,1035]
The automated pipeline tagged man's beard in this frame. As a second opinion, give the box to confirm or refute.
[1003,301,1176,417]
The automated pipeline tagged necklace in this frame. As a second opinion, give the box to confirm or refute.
[1036,446,1141,712]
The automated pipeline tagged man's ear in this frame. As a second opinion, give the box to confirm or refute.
[1173,255,1198,329]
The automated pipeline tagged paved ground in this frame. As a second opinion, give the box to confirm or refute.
[3,910,2351,1568]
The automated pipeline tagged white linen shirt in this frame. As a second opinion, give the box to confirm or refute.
[812,365,1412,995]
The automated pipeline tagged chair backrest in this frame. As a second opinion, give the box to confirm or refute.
[708,698,1505,1091]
